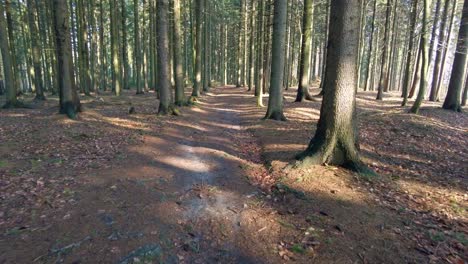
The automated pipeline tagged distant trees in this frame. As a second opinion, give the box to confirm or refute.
[1,0,467,119]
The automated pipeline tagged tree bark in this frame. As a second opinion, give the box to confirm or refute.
[27,0,46,100]
[443,0,468,112]
[191,0,203,98]
[157,0,176,115]
[0,1,18,108]
[295,0,314,102]
[264,0,287,121]
[376,0,392,100]
[410,0,431,114]
[173,0,186,105]
[53,0,81,118]
[297,0,372,175]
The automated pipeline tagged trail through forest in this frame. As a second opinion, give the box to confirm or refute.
[0,86,467,264]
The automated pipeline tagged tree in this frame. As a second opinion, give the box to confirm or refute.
[264,0,287,121]
[157,0,177,115]
[173,0,186,105]
[0,0,18,108]
[191,0,203,98]
[410,0,431,114]
[111,0,121,96]
[443,0,468,112]
[27,0,46,100]
[295,0,314,102]
[401,0,418,106]
[296,0,372,175]
[376,0,392,100]
[134,0,142,94]
[53,0,81,118]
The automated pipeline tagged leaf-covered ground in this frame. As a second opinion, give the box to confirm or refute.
[0,86,466,263]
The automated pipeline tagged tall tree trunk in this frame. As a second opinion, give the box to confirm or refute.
[27,0,46,100]
[401,0,418,106]
[111,0,121,96]
[157,0,176,115]
[376,0,392,100]
[248,0,255,92]
[134,0,143,94]
[53,0,81,118]
[121,0,129,90]
[410,0,431,114]
[297,0,372,175]
[255,0,265,107]
[295,0,314,102]
[236,0,245,87]
[173,0,186,105]
[364,0,377,92]
[443,0,468,112]
[0,1,18,108]
[5,0,20,96]
[191,0,203,98]
[430,0,456,101]
[264,0,287,121]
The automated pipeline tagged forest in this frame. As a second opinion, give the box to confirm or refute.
[0,0,467,263]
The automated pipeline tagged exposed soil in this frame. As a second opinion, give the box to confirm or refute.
[0,86,466,263]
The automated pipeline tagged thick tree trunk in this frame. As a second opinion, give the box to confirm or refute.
[157,0,176,115]
[0,1,18,108]
[264,0,287,121]
[443,0,468,112]
[295,0,314,102]
[297,0,371,175]
[53,0,81,118]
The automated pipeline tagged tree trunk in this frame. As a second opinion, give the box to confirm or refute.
[430,0,456,101]
[27,0,46,100]
[255,0,265,107]
[264,0,287,121]
[410,0,431,114]
[0,1,18,108]
[111,0,121,96]
[157,0,176,115]
[191,0,203,98]
[173,0,186,105]
[363,0,378,92]
[401,0,418,106]
[53,0,81,118]
[442,0,468,112]
[297,0,372,175]
[295,0,314,102]
[376,0,392,100]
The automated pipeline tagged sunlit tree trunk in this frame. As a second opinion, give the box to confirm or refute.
[297,0,372,175]
[264,0,287,121]
[295,0,314,102]
[410,0,431,114]
[255,0,264,107]
[443,0,468,112]
[401,0,418,106]
[376,0,392,100]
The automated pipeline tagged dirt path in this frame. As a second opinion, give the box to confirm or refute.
[1,87,280,263]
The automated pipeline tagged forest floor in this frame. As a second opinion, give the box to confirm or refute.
[0,86,466,264]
